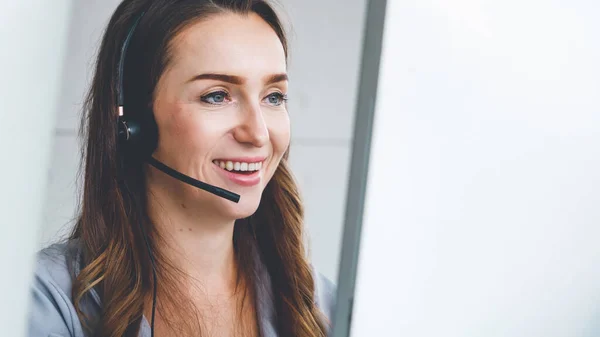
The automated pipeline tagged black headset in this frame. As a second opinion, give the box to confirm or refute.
[116,11,143,146]
[115,11,239,203]
[114,10,241,336]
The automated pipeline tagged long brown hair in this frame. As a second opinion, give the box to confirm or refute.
[70,0,328,336]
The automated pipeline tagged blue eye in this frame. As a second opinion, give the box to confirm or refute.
[200,91,230,105]
[265,92,288,106]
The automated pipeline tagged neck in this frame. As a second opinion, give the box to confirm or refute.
[146,176,238,294]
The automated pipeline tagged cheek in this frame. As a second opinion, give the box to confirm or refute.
[155,103,194,149]
[159,118,200,155]
[268,113,291,157]
[159,108,224,155]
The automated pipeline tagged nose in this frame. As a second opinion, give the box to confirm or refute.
[232,102,269,147]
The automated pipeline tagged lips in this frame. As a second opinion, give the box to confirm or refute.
[212,157,266,187]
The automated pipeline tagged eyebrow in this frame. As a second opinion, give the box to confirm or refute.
[264,73,288,85]
[187,73,288,85]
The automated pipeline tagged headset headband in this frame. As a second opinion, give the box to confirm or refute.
[117,11,146,117]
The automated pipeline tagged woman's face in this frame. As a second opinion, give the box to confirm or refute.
[151,12,290,220]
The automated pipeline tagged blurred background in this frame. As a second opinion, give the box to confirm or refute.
[38,0,368,284]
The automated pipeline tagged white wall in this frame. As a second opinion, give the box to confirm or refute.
[0,1,73,335]
[351,0,600,336]
[40,0,367,283]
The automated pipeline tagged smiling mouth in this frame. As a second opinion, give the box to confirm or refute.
[212,160,263,175]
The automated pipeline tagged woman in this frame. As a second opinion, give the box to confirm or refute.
[27,0,335,336]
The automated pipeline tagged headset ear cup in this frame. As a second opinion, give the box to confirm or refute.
[117,110,157,156]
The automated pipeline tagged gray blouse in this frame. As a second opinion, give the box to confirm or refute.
[27,240,336,337]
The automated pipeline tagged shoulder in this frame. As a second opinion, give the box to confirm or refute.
[312,267,337,323]
[28,240,87,337]
[34,240,80,291]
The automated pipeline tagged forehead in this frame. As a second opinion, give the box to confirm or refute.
[167,12,287,79]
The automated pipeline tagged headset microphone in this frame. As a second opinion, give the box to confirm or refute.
[146,157,240,202]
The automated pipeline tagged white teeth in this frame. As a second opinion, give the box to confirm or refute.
[214,160,264,172]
